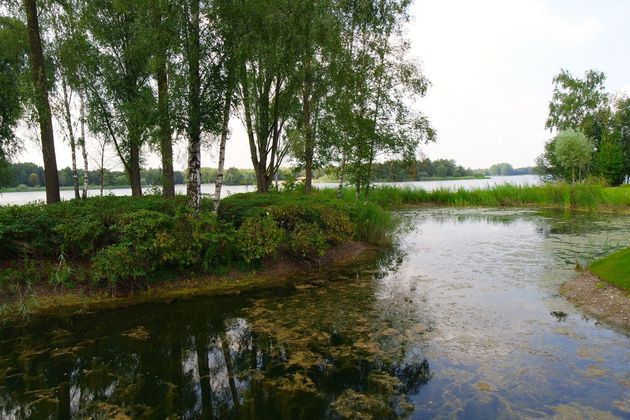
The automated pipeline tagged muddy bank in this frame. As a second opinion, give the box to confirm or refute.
[0,241,376,324]
[560,272,630,331]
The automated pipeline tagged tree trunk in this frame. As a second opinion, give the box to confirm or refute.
[194,325,214,418]
[186,0,202,209]
[24,0,60,203]
[337,152,346,199]
[128,139,142,196]
[220,331,239,408]
[80,94,89,199]
[302,44,315,194]
[61,79,80,199]
[214,77,233,212]
[302,66,314,194]
[153,6,175,198]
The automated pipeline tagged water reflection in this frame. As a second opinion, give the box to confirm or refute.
[0,256,433,419]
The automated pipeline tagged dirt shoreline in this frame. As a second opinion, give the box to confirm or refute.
[0,241,378,324]
[560,271,630,331]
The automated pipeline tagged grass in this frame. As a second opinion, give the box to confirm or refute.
[319,183,630,212]
[590,247,630,291]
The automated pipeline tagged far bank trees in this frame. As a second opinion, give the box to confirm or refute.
[539,69,630,185]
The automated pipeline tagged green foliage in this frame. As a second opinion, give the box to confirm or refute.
[235,215,284,264]
[1,193,385,291]
[0,16,28,174]
[552,129,593,183]
[537,129,593,183]
[541,70,630,183]
[590,247,630,291]
[546,69,610,144]
[595,140,626,186]
[92,243,146,289]
[49,253,74,289]
[287,221,327,258]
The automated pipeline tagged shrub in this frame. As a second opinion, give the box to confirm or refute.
[153,210,234,272]
[235,215,284,264]
[54,216,108,258]
[92,243,147,289]
[287,221,327,258]
[317,205,354,244]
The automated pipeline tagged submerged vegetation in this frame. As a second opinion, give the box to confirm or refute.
[590,247,630,291]
[0,193,393,304]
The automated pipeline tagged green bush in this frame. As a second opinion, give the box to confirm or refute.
[92,243,147,289]
[287,221,327,258]
[318,205,355,244]
[235,215,284,264]
[54,216,108,258]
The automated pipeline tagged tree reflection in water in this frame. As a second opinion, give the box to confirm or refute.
[0,254,432,419]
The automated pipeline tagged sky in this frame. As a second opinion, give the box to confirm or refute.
[16,0,630,171]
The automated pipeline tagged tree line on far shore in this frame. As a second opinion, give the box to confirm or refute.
[3,157,537,192]
[0,0,434,208]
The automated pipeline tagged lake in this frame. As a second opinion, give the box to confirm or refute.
[0,175,540,205]
[1,207,629,418]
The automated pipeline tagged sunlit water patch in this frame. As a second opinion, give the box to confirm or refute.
[1,208,629,419]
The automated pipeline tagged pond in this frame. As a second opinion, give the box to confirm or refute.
[1,208,629,419]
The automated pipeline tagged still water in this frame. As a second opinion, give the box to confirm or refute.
[0,175,540,205]
[1,207,629,419]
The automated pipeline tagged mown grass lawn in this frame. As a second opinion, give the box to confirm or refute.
[590,247,630,291]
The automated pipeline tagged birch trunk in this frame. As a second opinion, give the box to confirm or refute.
[80,94,89,199]
[186,0,202,210]
[61,79,80,199]
[213,80,233,212]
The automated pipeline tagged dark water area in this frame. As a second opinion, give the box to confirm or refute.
[1,208,629,419]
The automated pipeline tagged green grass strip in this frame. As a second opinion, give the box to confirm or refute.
[590,247,630,291]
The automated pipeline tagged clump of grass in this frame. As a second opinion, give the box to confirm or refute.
[589,247,630,291]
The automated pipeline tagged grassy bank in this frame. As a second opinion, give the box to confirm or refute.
[0,192,394,318]
[590,247,630,291]
[324,183,630,212]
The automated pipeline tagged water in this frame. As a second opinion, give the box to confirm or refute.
[0,184,257,206]
[2,208,629,419]
[0,175,540,205]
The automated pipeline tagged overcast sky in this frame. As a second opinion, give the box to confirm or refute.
[16,0,630,171]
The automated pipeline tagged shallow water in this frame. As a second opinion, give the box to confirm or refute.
[1,208,629,419]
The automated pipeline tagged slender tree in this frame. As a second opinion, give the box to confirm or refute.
[23,0,60,203]
[150,0,175,198]
[171,0,223,209]
[79,93,89,198]
[233,0,302,192]
[81,0,156,197]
